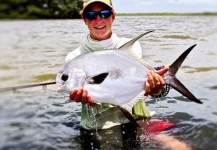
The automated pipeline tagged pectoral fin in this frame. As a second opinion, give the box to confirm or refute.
[86,73,109,84]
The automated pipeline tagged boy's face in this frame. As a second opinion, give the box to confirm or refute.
[83,2,115,41]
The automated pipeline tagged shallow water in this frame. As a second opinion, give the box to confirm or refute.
[0,16,217,150]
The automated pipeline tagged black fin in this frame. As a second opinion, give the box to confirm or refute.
[169,78,202,104]
[164,44,203,104]
[86,73,109,84]
[119,107,140,128]
[170,44,197,75]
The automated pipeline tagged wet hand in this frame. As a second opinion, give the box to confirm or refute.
[144,66,169,96]
[69,89,93,106]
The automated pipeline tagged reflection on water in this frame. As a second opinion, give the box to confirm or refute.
[0,16,217,149]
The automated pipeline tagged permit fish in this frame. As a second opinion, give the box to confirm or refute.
[56,30,202,114]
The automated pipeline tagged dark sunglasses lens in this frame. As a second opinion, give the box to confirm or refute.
[84,10,112,20]
[84,11,97,19]
[100,10,112,18]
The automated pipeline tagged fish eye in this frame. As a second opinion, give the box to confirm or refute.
[61,74,69,81]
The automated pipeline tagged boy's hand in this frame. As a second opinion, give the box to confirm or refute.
[69,89,93,106]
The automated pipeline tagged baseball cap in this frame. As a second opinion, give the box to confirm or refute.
[81,0,113,14]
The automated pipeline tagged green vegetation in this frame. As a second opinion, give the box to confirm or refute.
[117,12,217,16]
[1,1,216,19]
[0,0,83,19]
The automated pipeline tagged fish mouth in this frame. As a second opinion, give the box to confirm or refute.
[56,84,64,92]
[56,86,69,93]
[56,81,71,94]
[56,80,67,92]
[57,87,63,92]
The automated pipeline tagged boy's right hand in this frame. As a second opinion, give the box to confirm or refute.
[69,89,93,106]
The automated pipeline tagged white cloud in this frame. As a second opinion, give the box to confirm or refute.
[112,0,217,13]
[166,0,217,4]
[136,0,157,5]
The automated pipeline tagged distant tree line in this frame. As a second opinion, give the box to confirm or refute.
[0,0,83,19]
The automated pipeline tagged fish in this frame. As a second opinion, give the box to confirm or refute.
[56,30,202,115]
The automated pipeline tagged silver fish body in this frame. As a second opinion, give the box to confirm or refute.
[56,50,149,107]
[56,30,202,114]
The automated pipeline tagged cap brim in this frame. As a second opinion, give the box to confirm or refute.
[81,0,113,14]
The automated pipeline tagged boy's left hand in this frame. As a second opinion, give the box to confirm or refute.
[144,66,169,96]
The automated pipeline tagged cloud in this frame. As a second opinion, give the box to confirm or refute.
[112,0,217,13]
[116,0,156,6]
[166,0,217,4]
[131,0,217,5]
[135,0,157,6]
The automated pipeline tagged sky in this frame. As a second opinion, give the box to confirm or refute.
[111,0,217,13]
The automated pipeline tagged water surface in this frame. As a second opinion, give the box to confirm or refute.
[0,16,217,150]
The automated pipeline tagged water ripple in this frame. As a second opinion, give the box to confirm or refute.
[0,17,217,150]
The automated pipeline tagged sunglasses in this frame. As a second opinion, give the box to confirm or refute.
[83,9,112,20]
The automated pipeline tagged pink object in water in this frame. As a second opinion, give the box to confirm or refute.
[137,119,174,136]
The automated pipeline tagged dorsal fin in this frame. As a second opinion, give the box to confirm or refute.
[118,30,155,71]
[118,30,154,52]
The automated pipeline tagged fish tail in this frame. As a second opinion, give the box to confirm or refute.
[164,44,202,104]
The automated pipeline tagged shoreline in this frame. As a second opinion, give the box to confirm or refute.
[117,12,217,16]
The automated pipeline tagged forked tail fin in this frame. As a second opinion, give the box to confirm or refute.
[164,44,203,104]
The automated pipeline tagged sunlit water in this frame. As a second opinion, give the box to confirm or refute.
[0,16,217,150]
